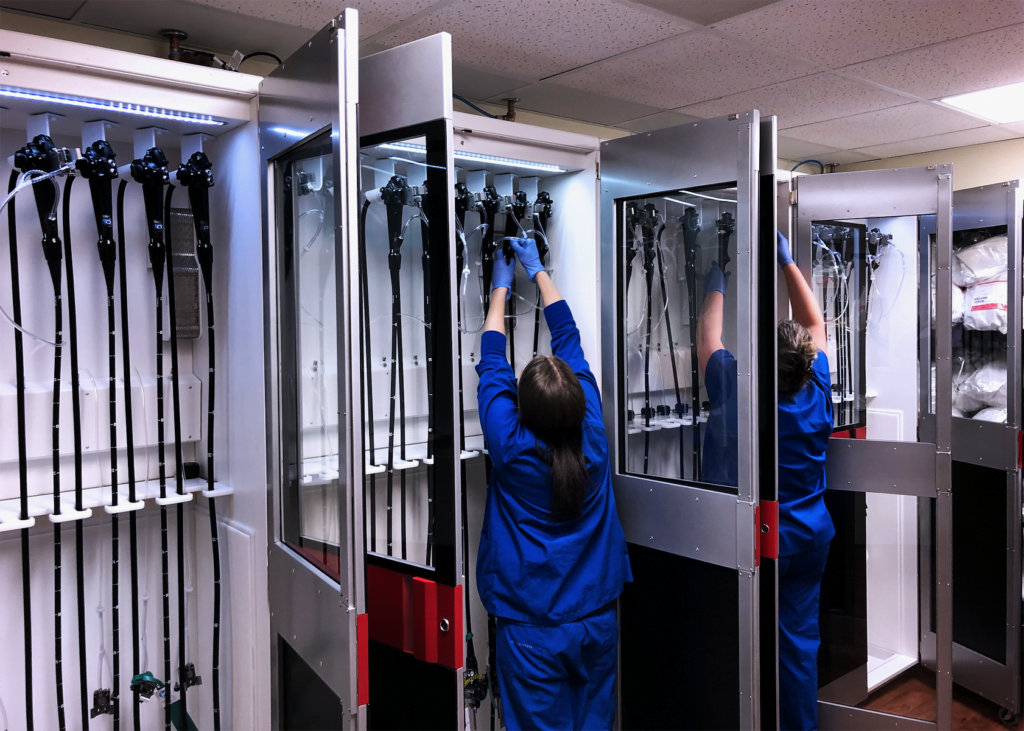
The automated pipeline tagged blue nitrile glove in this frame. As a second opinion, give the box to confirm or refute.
[703,261,731,297]
[491,250,517,300]
[509,236,544,282]
[777,230,794,267]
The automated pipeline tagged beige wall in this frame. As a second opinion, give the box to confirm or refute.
[838,138,1024,191]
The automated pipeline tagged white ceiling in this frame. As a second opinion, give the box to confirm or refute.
[4,0,1023,162]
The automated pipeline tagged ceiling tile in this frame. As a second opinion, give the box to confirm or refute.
[841,25,1024,100]
[782,102,985,150]
[624,0,784,26]
[0,0,85,20]
[1004,122,1024,136]
[452,65,532,101]
[551,31,814,108]
[484,83,662,126]
[818,150,877,164]
[616,110,703,133]
[712,0,1024,69]
[373,0,692,79]
[776,136,842,162]
[78,0,313,58]
[852,126,1018,159]
[185,0,442,38]
[675,72,908,128]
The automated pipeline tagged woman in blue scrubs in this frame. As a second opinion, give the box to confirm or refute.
[475,237,632,731]
[698,232,834,730]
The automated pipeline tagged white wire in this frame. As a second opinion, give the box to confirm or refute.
[0,167,70,347]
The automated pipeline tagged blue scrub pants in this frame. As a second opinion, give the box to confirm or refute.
[778,543,830,731]
[495,603,618,731]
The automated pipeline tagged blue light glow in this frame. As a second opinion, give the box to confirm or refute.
[378,142,567,173]
[0,87,225,126]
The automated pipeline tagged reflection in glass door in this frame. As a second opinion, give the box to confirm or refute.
[277,132,343,579]
[794,166,953,730]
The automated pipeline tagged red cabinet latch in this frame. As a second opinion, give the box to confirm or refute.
[758,500,779,566]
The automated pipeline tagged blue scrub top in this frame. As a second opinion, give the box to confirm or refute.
[702,348,835,555]
[777,350,835,556]
[475,299,632,626]
[702,349,739,488]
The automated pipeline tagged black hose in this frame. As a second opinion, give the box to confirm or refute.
[420,207,436,565]
[654,227,685,477]
[358,200,377,553]
[7,170,34,731]
[681,208,702,480]
[239,51,282,66]
[79,139,121,728]
[131,147,172,731]
[116,179,143,731]
[163,185,189,725]
[381,176,408,558]
[62,175,91,731]
[179,149,221,731]
[642,250,654,476]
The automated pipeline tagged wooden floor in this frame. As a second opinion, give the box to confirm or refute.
[860,666,1021,730]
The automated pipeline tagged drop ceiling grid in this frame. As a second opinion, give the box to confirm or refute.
[372,0,693,80]
[852,125,1017,158]
[625,0,785,27]
[840,23,1024,101]
[548,30,817,109]
[782,102,987,149]
[673,72,910,129]
[482,82,663,126]
[710,0,1024,70]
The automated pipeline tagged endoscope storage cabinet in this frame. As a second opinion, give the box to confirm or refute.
[0,25,271,731]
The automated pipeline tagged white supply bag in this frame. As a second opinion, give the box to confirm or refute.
[963,279,1008,333]
[973,406,1007,423]
[954,234,1007,286]
[959,359,1008,410]
[952,284,965,324]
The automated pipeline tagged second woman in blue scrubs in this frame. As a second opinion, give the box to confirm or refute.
[475,237,632,731]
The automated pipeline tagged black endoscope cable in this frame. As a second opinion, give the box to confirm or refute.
[358,199,378,553]
[116,179,145,731]
[454,185,487,716]
[60,172,92,731]
[77,140,121,728]
[163,184,191,727]
[419,184,436,566]
[7,169,34,731]
[531,192,552,358]
[381,175,409,559]
[131,147,173,731]
[15,136,68,731]
[178,151,221,730]
[639,207,656,476]
[653,222,686,476]
[681,207,702,481]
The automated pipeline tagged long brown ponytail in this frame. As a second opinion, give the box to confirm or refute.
[518,355,590,520]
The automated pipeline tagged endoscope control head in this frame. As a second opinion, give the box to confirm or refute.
[75,140,118,180]
[380,174,410,209]
[130,147,170,186]
[176,150,214,188]
[14,134,76,175]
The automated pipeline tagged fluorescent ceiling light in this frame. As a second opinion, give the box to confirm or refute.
[0,87,225,126]
[378,142,567,173]
[271,126,309,138]
[941,82,1024,124]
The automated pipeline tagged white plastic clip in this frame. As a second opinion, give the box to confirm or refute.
[422,457,435,466]
[366,463,386,475]
[198,486,234,499]
[104,500,146,515]
[0,515,36,533]
[49,507,93,523]
[154,493,194,506]
[460,450,481,460]
[392,459,420,471]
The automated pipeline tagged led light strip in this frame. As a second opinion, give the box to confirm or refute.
[0,87,225,126]
[379,142,567,173]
